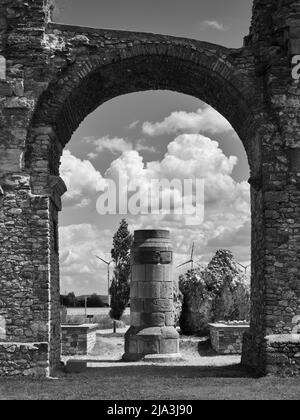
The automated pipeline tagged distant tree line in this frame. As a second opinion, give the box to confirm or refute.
[60,293,108,308]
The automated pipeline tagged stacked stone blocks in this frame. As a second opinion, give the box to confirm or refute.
[0,342,49,377]
[130,264,175,328]
[124,230,180,361]
[265,334,300,376]
[209,323,250,355]
[61,324,98,356]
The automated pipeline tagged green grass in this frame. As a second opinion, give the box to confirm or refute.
[0,365,300,400]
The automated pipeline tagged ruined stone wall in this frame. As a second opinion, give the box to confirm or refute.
[242,185,266,371]
[209,323,250,355]
[0,342,49,377]
[0,0,299,376]
[240,0,300,374]
[0,180,50,343]
[61,325,98,356]
[0,0,55,377]
[265,334,300,376]
[49,201,61,370]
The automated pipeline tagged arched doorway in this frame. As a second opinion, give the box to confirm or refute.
[57,88,251,364]
[24,41,263,373]
[1,2,299,377]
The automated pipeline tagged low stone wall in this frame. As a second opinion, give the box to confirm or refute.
[0,342,49,377]
[61,324,98,356]
[209,322,250,355]
[266,334,300,376]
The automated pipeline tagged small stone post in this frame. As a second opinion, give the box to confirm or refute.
[123,230,181,361]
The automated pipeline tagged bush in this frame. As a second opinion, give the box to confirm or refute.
[179,250,250,335]
[173,280,184,326]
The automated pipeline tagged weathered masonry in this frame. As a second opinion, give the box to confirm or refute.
[0,0,299,376]
[124,230,180,362]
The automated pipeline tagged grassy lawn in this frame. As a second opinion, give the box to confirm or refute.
[0,364,300,400]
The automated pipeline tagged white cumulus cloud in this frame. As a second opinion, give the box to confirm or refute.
[104,134,250,246]
[60,133,251,293]
[142,106,233,137]
[60,150,106,208]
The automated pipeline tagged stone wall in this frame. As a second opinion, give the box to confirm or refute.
[0,342,49,377]
[0,0,299,376]
[209,322,250,355]
[265,335,300,376]
[61,324,98,356]
[244,331,300,377]
[241,0,300,374]
[0,0,57,378]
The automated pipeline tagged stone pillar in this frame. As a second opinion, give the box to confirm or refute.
[124,230,180,361]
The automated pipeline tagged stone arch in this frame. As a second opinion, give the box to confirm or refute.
[1,0,299,378]
[27,39,262,175]
[23,40,265,374]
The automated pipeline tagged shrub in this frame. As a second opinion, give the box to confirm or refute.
[179,250,250,335]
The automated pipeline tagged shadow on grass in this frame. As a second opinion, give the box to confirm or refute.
[197,339,221,357]
[76,363,257,379]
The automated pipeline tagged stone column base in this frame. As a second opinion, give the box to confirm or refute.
[142,353,183,362]
[123,326,180,362]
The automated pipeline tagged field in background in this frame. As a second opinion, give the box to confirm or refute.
[66,308,130,316]
[65,308,130,328]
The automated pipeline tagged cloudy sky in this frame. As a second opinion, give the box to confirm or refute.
[55,0,253,295]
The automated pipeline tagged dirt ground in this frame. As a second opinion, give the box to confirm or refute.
[61,331,241,367]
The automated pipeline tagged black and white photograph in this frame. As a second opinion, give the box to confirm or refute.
[0,0,299,402]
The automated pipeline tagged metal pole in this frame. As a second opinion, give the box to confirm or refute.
[85,296,87,323]
[109,261,117,333]
[108,262,111,307]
